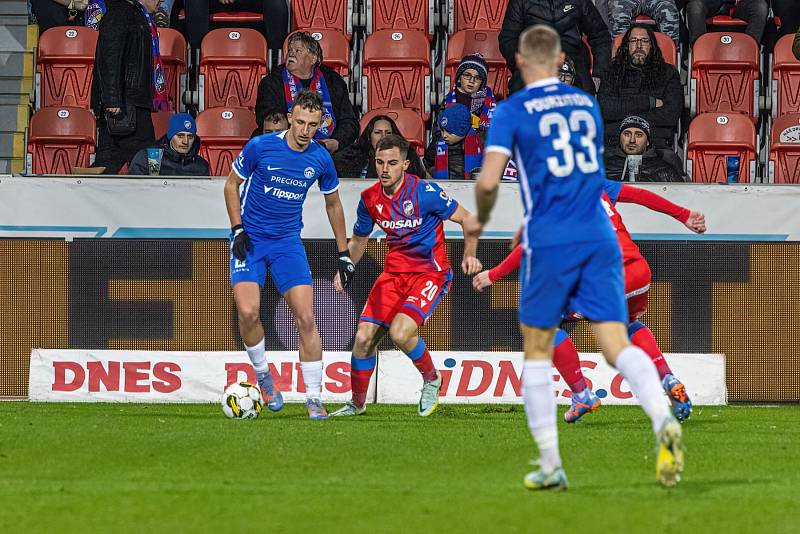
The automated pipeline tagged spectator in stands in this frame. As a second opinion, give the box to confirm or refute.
[499,0,611,94]
[251,109,289,138]
[558,56,577,85]
[334,115,426,179]
[91,0,169,174]
[440,53,496,136]
[424,104,481,180]
[773,0,800,40]
[604,116,684,181]
[255,32,358,155]
[128,113,210,175]
[609,0,681,44]
[597,25,682,149]
[30,0,88,32]
[686,0,769,44]
[185,0,288,57]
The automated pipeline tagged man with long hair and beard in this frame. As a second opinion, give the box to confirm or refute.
[596,24,682,150]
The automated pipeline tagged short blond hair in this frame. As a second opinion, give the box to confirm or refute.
[518,25,561,65]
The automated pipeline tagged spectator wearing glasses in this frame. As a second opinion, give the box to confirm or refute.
[439,53,497,137]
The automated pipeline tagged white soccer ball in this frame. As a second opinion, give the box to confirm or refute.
[221,382,263,419]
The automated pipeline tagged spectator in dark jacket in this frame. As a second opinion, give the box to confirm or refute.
[255,32,358,154]
[334,114,426,179]
[30,0,89,33]
[91,0,168,173]
[686,0,769,44]
[129,113,210,176]
[597,25,682,149]
[499,0,611,94]
[604,116,684,181]
[774,0,800,40]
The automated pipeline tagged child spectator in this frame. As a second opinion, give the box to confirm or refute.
[424,104,482,180]
[441,53,496,135]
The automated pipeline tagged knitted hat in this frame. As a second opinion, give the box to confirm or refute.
[439,104,472,138]
[167,113,197,139]
[456,52,488,91]
[619,115,651,140]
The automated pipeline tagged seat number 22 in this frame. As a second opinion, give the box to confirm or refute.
[539,110,599,177]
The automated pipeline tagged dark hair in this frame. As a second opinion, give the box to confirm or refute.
[263,109,287,124]
[607,24,666,94]
[287,32,323,65]
[375,134,410,159]
[292,90,323,113]
[355,115,404,152]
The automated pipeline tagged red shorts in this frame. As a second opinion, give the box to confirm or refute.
[624,257,651,323]
[360,270,453,327]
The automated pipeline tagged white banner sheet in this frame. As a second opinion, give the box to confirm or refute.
[30,349,725,405]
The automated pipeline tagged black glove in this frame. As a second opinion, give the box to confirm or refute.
[337,250,355,289]
[231,224,252,262]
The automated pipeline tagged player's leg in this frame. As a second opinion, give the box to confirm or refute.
[553,328,602,423]
[330,321,386,416]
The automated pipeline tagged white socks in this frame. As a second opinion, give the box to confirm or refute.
[245,338,268,375]
[616,345,673,433]
[522,360,562,474]
[301,360,324,400]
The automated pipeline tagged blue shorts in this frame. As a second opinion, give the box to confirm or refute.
[519,240,627,328]
[229,235,312,294]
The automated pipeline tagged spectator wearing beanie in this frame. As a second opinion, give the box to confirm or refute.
[558,56,578,86]
[129,113,210,176]
[424,104,482,180]
[440,53,497,134]
[603,115,683,182]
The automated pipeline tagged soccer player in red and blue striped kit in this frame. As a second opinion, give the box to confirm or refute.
[331,134,483,417]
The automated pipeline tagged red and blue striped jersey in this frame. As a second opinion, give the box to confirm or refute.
[353,174,458,273]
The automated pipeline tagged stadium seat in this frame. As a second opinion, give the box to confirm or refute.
[771,34,800,118]
[612,31,678,68]
[706,13,748,30]
[686,112,757,183]
[360,107,426,157]
[27,107,96,175]
[362,30,432,119]
[196,107,257,176]
[633,14,657,26]
[199,29,268,111]
[178,9,264,23]
[282,29,351,79]
[157,28,188,112]
[366,0,434,38]
[35,26,98,110]
[768,114,800,183]
[690,32,760,121]
[450,0,508,32]
[445,30,511,100]
[291,0,353,38]
[151,111,173,140]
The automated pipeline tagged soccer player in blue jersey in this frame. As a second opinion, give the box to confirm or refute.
[464,25,684,489]
[224,90,354,420]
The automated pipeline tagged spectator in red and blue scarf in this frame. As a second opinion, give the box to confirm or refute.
[424,104,482,180]
[255,31,358,155]
[440,53,496,136]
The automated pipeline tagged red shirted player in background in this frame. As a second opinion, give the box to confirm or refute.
[473,180,706,422]
[331,134,483,417]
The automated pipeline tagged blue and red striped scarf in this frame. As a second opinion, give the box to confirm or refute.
[282,67,336,139]
[137,2,169,111]
[434,129,483,180]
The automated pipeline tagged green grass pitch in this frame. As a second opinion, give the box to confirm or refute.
[0,403,797,533]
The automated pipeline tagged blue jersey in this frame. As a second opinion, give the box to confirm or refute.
[232,131,339,240]
[485,77,615,248]
[353,174,458,273]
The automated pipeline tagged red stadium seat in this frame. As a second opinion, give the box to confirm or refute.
[633,14,657,25]
[362,30,432,119]
[367,0,434,38]
[768,114,800,183]
[283,29,350,78]
[151,111,173,140]
[199,29,267,111]
[35,26,98,110]
[706,14,748,29]
[27,107,96,175]
[360,107,426,157]
[291,0,352,38]
[157,28,188,112]
[771,34,800,118]
[196,107,257,176]
[178,9,264,23]
[690,32,760,121]
[445,30,511,100]
[450,0,508,32]
[612,31,678,68]
[686,113,756,183]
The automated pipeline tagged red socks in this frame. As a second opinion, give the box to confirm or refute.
[350,355,376,407]
[629,322,672,379]
[552,329,587,393]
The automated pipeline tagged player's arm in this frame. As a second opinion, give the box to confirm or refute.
[473,245,523,292]
[448,204,483,275]
[224,170,251,261]
[617,184,706,234]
